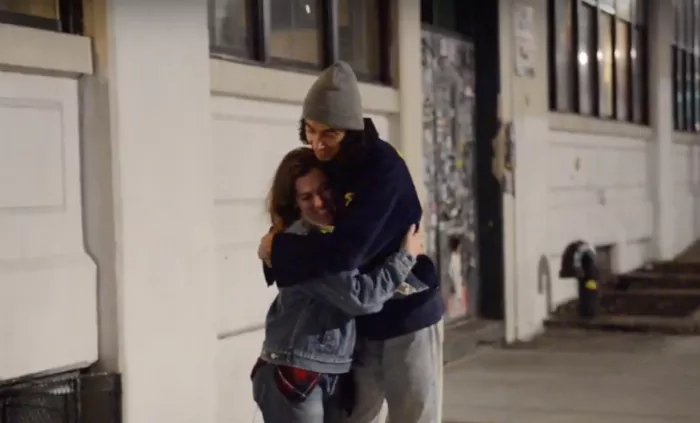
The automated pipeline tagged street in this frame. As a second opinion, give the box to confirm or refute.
[443,330,700,423]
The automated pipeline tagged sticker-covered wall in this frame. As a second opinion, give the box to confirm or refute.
[421,30,479,321]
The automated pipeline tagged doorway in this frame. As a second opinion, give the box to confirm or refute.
[421,29,477,321]
[421,0,504,322]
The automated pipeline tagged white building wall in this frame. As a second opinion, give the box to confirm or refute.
[546,130,654,307]
[0,25,97,382]
[498,0,696,341]
[0,0,424,419]
[672,141,700,253]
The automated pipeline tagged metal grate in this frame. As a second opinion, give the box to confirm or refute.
[0,372,120,423]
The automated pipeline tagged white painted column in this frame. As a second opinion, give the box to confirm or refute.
[499,0,551,341]
[83,0,217,422]
[649,1,675,260]
[396,2,444,421]
[498,0,518,344]
[397,0,427,205]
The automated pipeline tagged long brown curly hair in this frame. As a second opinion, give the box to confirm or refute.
[267,147,324,230]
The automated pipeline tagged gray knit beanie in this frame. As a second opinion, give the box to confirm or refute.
[302,61,364,131]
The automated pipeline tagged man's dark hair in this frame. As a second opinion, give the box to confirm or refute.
[298,118,368,166]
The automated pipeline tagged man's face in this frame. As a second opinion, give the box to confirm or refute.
[304,119,346,161]
[295,168,334,226]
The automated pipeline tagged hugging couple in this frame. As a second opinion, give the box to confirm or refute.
[254,61,445,423]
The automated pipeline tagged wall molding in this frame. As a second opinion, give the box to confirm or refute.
[0,24,93,76]
[673,131,700,145]
[549,112,652,140]
[210,59,400,114]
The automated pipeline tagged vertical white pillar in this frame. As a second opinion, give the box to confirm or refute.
[397,0,427,205]
[649,1,675,260]
[499,0,552,341]
[396,2,444,421]
[102,1,216,422]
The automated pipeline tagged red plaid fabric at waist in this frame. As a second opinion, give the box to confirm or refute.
[250,358,322,402]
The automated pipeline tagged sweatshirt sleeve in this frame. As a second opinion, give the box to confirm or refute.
[270,152,408,286]
[299,250,417,316]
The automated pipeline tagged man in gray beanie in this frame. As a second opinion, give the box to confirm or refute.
[259,61,445,423]
[299,60,365,162]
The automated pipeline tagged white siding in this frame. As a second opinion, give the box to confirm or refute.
[0,72,97,380]
[545,131,654,309]
[672,143,700,254]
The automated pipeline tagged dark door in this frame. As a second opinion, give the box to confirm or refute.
[421,29,479,321]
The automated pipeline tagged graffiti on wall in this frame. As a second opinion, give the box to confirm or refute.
[421,30,478,321]
[491,121,516,196]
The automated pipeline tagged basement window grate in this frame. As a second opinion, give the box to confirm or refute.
[0,371,120,423]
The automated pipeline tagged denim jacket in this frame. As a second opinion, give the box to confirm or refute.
[260,220,428,374]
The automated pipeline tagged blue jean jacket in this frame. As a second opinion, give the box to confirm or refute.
[260,220,429,374]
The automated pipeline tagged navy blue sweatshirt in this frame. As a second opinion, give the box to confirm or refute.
[268,118,444,340]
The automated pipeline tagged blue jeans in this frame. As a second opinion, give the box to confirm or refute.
[252,362,343,423]
[342,321,444,423]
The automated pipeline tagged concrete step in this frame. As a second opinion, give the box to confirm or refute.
[617,271,700,290]
[546,288,700,334]
[541,241,700,337]
[601,290,700,318]
[545,313,700,335]
[553,289,700,317]
[641,261,700,274]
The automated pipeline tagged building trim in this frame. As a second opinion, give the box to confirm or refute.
[210,58,400,114]
[549,112,652,139]
[0,24,92,76]
[673,131,700,144]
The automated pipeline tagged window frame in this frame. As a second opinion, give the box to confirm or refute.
[547,0,649,125]
[0,0,83,34]
[208,0,392,84]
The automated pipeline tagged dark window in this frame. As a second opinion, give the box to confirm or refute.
[598,11,614,118]
[552,0,575,112]
[696,0,700,131]
[209,0,254,58]
[208,0,392,83]
[578,3,596,115]
[0,0,82,34]
[631,27,645,123]
[268,0,322,66]
[548,0,648,124]
[337,0,382,79]
[673,0,699,132]
[615,20,630,121]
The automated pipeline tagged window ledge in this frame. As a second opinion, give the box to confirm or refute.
[210,59,399,114]
[673,131,700,144]
[0,24,92,76]
[549,112,651,140]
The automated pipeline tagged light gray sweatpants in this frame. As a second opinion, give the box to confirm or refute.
[342,320,444,423]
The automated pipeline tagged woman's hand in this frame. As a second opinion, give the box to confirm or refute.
[258,231,275,267]
[402,224,425,258]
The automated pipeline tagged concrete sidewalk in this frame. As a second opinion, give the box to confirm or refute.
[442,330,700,423]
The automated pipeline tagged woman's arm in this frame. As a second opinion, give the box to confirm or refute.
[298,250,423,316]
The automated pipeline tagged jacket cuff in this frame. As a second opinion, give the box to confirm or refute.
[395,249,418,272]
